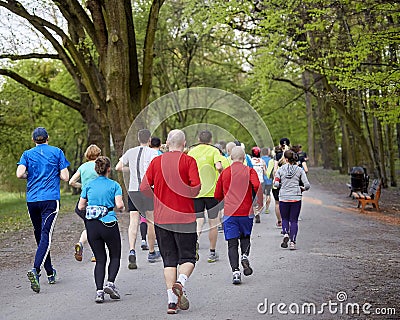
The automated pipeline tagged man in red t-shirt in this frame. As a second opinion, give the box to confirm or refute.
[140,129,201,314]
[214,146,262,285]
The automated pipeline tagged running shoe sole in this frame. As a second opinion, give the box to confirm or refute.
[289,242,296,250]
[104,286,120,299]
[27,270,40,293]
[281,235,289,248]
[128,254,137,269]
[172,282,189,310]
[241,259,253,276]
[74,243,83,261]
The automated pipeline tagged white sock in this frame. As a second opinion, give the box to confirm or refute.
[177,274,188,287]
[167,289,178,303]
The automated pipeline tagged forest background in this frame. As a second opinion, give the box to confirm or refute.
[0,0,398,195]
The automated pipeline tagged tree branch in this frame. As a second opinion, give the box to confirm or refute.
[272,77,308,91]
[0,0,105,110]
[0,68,81,112]
[53,0,100,51]
[0,53,61,60]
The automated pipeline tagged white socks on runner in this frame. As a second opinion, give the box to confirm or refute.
[167,289,178,303]
[177,274,188,287]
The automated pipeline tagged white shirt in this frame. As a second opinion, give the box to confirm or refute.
[120,146,158,191]
[251,157,266,183]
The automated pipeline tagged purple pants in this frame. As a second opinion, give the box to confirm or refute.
[279,201,302,243]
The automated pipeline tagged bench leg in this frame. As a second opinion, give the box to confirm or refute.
[360,201,366,213]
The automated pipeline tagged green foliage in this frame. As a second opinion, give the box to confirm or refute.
[0,191,76,235]
[0,60,86,192]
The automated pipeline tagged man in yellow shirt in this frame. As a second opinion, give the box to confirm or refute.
[188,130,223,263]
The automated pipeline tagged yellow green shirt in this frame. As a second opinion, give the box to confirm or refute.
[188,144,222,197]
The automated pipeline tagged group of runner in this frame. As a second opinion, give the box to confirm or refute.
[17,127,310,314]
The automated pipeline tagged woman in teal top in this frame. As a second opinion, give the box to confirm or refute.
[78,156,124,303]
[69,144,101,262]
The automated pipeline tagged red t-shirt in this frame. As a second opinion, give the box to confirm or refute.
[214,162,262,216]
[140,151,201,224]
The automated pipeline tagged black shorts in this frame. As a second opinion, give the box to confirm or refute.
[194,197,220,219]
[263,183,272,195]
[128,191,154,216]
[272,188,279,201]
[155,223,197,267]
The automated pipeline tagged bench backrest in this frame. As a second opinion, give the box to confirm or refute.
[369,179,381,199]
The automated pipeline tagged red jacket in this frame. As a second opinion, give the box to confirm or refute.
[140,151,201,224]
[214,162,262,216]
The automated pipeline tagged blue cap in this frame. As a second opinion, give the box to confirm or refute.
[32,127,48,142]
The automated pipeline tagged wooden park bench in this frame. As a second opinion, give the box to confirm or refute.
[352,179,381,212]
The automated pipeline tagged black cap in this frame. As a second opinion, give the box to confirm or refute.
[279,137,290,146]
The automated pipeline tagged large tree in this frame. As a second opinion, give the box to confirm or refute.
[0,0,165,156]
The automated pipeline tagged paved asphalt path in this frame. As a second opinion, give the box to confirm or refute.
[1,185,399,320]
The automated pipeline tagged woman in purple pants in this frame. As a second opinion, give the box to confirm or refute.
[273,150,310,250]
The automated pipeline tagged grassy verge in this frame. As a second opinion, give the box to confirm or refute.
[0,192,77,235]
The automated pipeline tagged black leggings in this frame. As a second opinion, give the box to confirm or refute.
[227,236,251,272]
[140,221,148,241]
[86,220,121,290]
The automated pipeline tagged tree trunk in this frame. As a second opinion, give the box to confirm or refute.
[386,124,397,187]
[340,118,350,174]
[302,71,315,167]
[312,74,337,169]
[397,123,400,159]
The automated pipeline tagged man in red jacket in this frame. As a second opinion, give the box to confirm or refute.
[140,129,201,314]
[214,146,262,285]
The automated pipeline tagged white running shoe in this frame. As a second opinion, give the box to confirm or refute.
[232,271,241,285]
[281,234,289,248]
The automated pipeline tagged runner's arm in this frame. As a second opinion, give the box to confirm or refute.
[214,174,224,202]
[60,167,70,181]
[78,197,87,211]
[250,169,263,208]
[16,164,28,179]
[115,159,130,172]
[69,171,81,188]
[302,161,309,173]
[115,195,125,211]
[215,161,223,173]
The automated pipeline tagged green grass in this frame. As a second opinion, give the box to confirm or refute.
[0,192,77,235]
